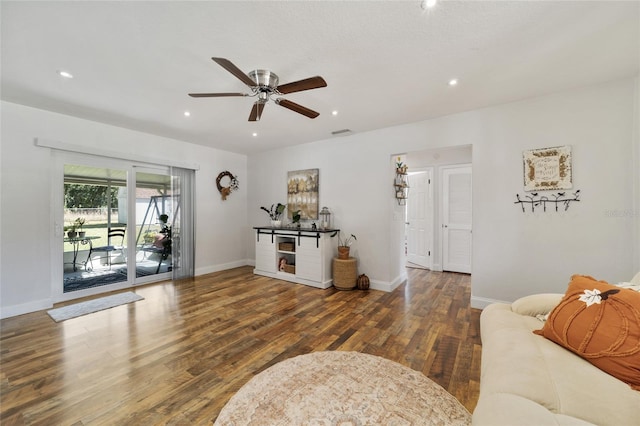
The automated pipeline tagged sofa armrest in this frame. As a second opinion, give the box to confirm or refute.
[511,293,563,317]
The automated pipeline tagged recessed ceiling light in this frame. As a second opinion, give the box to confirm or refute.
[421,0,437,9]
[332,110,338,116]
[184,111,191,117]
[58,70,73,79]
[252,132,258,137]
[448,79,458,86]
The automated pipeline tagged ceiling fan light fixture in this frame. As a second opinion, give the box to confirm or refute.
[190,57,326,121]
[249,70,279,89]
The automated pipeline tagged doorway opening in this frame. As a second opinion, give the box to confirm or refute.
[400,145,472,274]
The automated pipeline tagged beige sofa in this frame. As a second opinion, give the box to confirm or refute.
[474,285,640,425]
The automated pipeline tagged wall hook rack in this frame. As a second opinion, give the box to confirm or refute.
[514,190,581,213]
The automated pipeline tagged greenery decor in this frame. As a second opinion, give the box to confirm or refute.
[260,203,286,221]
[74,217,86,232]
[291,210,302,224]
[338,232,357,247]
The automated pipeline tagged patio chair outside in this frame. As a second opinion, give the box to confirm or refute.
[88,228,125,270]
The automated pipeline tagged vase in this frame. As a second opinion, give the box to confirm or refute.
[271,220,282,228]
[337,246,350,259]
[356,274,370,290]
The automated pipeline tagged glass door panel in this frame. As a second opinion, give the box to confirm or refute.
[62,164,128,292]
[135,170,174,281]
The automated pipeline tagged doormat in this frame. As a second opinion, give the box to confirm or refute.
[47,291,144,322]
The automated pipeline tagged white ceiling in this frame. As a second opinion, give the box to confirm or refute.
[2,1,638,155]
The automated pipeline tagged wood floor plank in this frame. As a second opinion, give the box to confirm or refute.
[0,266,481,424]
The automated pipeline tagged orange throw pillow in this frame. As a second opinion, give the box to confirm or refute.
[534,275,640,390]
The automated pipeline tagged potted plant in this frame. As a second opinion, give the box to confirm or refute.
[336,231,357,259]
[65,223,77,239]
[75,217,86,238]
[260,203,286,227]
[291,210,302,228]
[396,157,408,174]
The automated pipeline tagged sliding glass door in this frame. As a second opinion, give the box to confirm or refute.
[62,164,128,292]
[134,168,174,282]
[56,159,188,298]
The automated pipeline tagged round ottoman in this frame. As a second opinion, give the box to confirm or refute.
[215,351,471,425]
[333,257,357,290]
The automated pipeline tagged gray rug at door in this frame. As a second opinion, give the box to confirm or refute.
[47,291,144,322]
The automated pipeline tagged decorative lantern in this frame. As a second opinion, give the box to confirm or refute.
[319,207,332,230]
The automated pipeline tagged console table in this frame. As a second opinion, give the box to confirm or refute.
[253,227,338,289]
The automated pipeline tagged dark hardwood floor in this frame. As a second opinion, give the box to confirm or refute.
[0,266,481,425]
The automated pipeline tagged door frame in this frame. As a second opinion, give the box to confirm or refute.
[52,154,173,303]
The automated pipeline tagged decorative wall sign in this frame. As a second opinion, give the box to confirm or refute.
[514,190,580,212]
[216,171,239,200]
[523,146,572,191]
[287,168,319,220]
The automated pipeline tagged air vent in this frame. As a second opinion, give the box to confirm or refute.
[331,129,353,136]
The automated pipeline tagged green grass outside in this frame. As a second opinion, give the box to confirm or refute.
[63,224,161,252]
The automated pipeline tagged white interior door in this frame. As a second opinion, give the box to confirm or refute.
[406,170,433,269]
[442,165,472,273]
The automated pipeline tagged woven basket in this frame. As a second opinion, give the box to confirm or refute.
[279,242,295,252]
[333,258,357,290]
[283,264,295,274]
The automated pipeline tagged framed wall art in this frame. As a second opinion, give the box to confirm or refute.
[523,145,572,191]
[287,168,319,220]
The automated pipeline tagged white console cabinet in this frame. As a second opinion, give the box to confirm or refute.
[253,227,338,289]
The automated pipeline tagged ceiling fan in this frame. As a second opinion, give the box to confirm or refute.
[189,57,327,122]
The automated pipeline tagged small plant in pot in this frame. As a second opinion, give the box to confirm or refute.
[336,231,357,259]
[260,203,286,227]
[75,217,86,238]
[291,210,302,228]
[65,223,77,239]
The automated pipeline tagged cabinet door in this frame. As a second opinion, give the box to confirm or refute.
[255,235,276,273]
[295,236,322,281]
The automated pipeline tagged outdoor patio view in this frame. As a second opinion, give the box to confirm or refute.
[63,164,174,292]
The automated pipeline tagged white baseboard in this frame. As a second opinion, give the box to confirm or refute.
[1,298,53,319]
[195,259,252,276]
[369,272,405,292]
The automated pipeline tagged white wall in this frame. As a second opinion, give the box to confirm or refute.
[0,101,248,318]
[2,76,637,318]
[248,77,639,306]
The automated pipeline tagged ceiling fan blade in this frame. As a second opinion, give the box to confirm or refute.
[276,99,320,119]
[277,76,327,94]
[248,101,266,122]
[212,57,256,87]
[188,92,248,97]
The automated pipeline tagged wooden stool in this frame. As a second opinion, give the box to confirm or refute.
[333,257,357,290]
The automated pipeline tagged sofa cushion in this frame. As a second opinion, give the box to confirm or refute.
[534,275,640,390]
[512,293,563,317]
